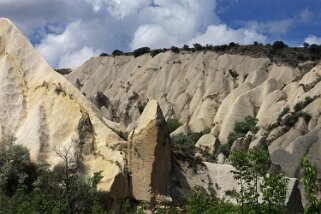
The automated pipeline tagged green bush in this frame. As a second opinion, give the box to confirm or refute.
[167,119,182,133]
[277,106,290,123]
[171,46,180,53]
[183,44,190,50]
[99,53,109,57]
[133,47,151,57]
[112,49,123,56]
[294,96,316,112]
[150,49,163,58]
[193,43,203,51]
[272,41,288,50]
[227,116,258,147]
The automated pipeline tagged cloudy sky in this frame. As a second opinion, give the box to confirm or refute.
[1,0,321,68]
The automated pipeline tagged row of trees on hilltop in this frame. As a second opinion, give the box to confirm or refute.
[97,41,321,66]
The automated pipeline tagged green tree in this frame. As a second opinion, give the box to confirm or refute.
[301,156,321,213]
[229,149,287,214]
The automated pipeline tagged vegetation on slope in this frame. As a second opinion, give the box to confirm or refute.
[97,41,321,67]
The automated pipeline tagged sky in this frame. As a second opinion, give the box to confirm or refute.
[0,0,321,68]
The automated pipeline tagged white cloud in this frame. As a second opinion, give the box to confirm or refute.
[188,24,267,46]
[2,0,268,68]
[58,46,100,68]
[300,8,313,22]
[304,35,321,45]
[246,19,294,36]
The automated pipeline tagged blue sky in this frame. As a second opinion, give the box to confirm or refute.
[0,0,320,68]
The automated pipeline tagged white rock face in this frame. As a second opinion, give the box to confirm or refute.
[195,134,217,153]
[66,42,321,184]
[128,99,171,202]
[0,18,128,201]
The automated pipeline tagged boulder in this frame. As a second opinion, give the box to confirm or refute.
[216,153,226,164]
[128,99,171,203]
[195,134,217,154]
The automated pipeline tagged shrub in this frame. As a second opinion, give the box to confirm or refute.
[277,106,290,123]
[183,44,190,51]
[301,156,321,213]
[193,43,203,51]
[99,53,109,56]
[228,69,239,79]
[133,47,151,57]
[294,96,316,112]
[150,49,163,58]
[170,46,180,53]
[112,49,123,56]
[167,119,181,133]
[272,41,288,50]
[227,116,258,147]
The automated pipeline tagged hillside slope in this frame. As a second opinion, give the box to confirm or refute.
[67,48,321,184]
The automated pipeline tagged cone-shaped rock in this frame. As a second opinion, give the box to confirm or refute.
[128,99,171,202]
[0,18,127,202]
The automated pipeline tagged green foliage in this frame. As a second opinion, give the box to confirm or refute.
[193,43,203,51]
[112,49,123,56]
[294,96,317,112]
[133,47,151,57]
[183,44,190,50]
[171,46,180,53]
[272,41,288,50]
[216,144,230,157]
[227,116,258,147]
[229,149,287,214]
[150,49,163,58]
[167,119,182,133]
[184,188,238,214]
[99,53,109,57]
[277,106,290,123]
[301,156,321,214]
[185,189,215,214]
[0,137,108,214]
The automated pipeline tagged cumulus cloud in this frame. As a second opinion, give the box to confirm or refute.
[304,35,321,45]
[245,19,294,36]
[188,24,267,45]
[1,0,268,68]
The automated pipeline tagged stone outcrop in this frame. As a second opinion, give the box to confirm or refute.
[195,134,217,153]
[127,99,171,203]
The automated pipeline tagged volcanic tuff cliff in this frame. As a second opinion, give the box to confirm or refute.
[0,18,131,204]
[67,44,321,194]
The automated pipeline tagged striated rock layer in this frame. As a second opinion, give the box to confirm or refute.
[0,18,128,202]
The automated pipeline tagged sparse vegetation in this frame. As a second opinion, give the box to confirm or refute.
[150,49,163,58]
[99,52,109,57]
[167,119,182,133]
[301,156,321,213]
[227,116,259,149]
[0,136,108,214]
[294,96,318,112]
[171,46,180,53]
[112,49,124,56]
[133,47,151,57]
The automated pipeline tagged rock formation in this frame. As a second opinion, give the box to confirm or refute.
[0,18,128,204]
[67,42,321,204]
[127,99,171,203]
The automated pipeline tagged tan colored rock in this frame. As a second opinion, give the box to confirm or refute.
[195,134,217,153]
[127,99,171,202]
[0,18,127,203]
[216,153,226,164]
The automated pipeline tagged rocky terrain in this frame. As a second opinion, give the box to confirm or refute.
[1,17,321,213]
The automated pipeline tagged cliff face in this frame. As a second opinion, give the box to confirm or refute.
[0,18,128,202]
[67,47,321,183]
